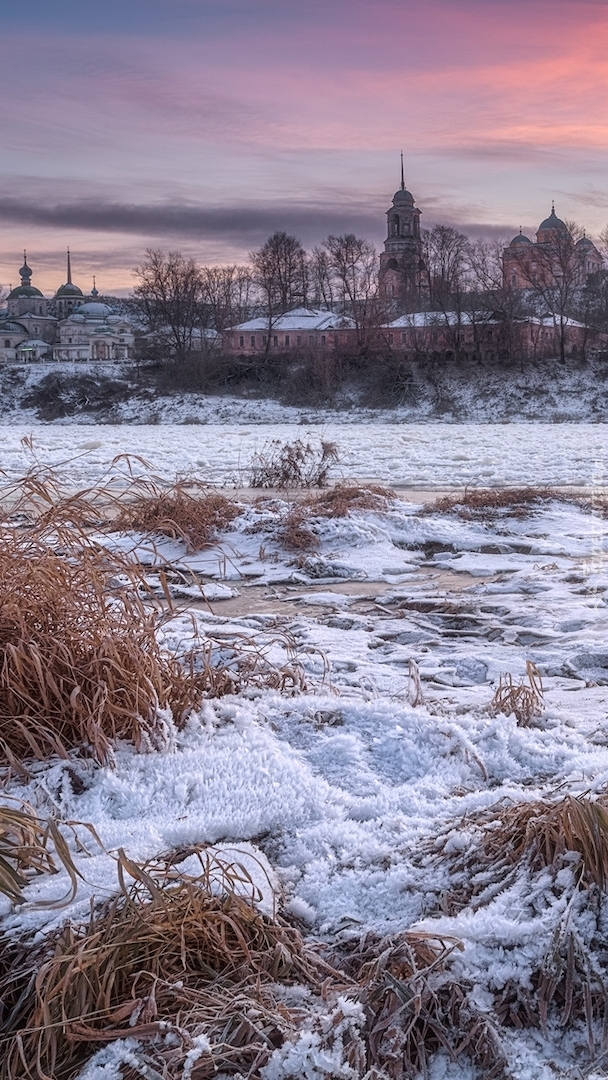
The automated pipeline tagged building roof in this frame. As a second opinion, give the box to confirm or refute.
[538,209,567,233]
[56,282,84,299]
[391,187,415,207]
[8,284,44,300]
[229,308,355,332]
[0,320,29,334]
[510,232,532,247]
[388,312,497,329]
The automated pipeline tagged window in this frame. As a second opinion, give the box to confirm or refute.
[285,335,290,346]
[263,336,267,344]
[239,336,244,347]
[4,340,9,348]
[389,333,394,345]
[250,335,255,346]
[309,335,314,345]
[273,336,278,346]
[296,335,302,345]
[321,335,326,345]
[401,332,407,344]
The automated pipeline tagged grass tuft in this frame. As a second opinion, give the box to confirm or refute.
[114,478,240,551]
[490,661,544,726]
[249,438,339,489]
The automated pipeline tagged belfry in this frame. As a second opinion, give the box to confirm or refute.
[379,155,426,307]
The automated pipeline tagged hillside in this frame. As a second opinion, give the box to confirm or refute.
[1,355,608,424]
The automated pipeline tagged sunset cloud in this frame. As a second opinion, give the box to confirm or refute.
[0,0,607,290]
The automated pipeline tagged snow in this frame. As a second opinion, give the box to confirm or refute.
[1,422,608,489]
[4,434,608,1077]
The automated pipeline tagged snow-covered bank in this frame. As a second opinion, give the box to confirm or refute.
[3,484,608,1077]
[3,354,608,425]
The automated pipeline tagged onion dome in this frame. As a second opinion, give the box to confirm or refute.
[9,251,43,299]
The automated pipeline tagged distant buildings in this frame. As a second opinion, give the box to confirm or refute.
[502,206,603,291]
[0,253,135,362]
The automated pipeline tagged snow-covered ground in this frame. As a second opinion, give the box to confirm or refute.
[4,474,608,1078]
[2,421,608,489]
[2,417,608,1077]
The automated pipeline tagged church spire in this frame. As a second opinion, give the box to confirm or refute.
[400,151,405,191]
[67,248,72,285]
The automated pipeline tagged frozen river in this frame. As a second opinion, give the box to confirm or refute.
[1,423,607,490]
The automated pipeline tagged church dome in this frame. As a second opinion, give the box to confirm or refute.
[576,235,594,250]
[538,208,567,232]
[56,282,84,298]
[393,187,415,206]
[510,232,532,246]
[8,284,43,300]
[78,302,112,317]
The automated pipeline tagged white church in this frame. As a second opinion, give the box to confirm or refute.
[0,252,135,363]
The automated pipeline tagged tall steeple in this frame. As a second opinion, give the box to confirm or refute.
[400,151,405,192]
[67,248,72,286]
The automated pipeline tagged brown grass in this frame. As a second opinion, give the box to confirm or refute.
[336,930,507,1079]
[490,661,545,726]
[278,483,396,551]
[0,857,337,1080]
[248,438,339,489]
[0,803,92,906]
[114,478,240,551]
[428,486,557,519]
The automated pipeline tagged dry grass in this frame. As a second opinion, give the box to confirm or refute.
[114,478,240,551]
[484,795,608,890]
[0,857,337,1080]
[336,930,507,1079]
[278,483,395,551]
[0,512,308,772]
[429,486,557,519]
[490,661,545,726]
[249,438,339,489]
[0,803,92,906]
[0,524,208,770]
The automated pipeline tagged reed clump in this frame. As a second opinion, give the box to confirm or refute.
[0,858,333,1080]
[249,438,339,489]
[114,477,240,551]
[278,483,395,551]
[430,486,556,519]
[490,661,545,726]
[336,930,507,1079]
[0,524,210,769]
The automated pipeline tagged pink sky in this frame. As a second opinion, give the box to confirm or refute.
[0,0,607,293]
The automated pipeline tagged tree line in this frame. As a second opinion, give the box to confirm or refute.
[133,223,608,364]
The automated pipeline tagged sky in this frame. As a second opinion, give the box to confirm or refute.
[1,0,607,294]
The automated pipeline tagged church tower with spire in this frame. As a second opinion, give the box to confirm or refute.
[55,248,85,319]
[379,155,426,308]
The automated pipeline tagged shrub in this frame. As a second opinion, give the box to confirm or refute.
[248,439,339,489]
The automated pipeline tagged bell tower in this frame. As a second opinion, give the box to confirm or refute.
[379,155,425,307]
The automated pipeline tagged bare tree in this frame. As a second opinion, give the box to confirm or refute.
[250,232,308,351]
[422,225,470,308]
[200,265,254,332]
[133,249,204,362]
[309,246,335,309]
[322,234,378,347]
[509,220,585,361]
